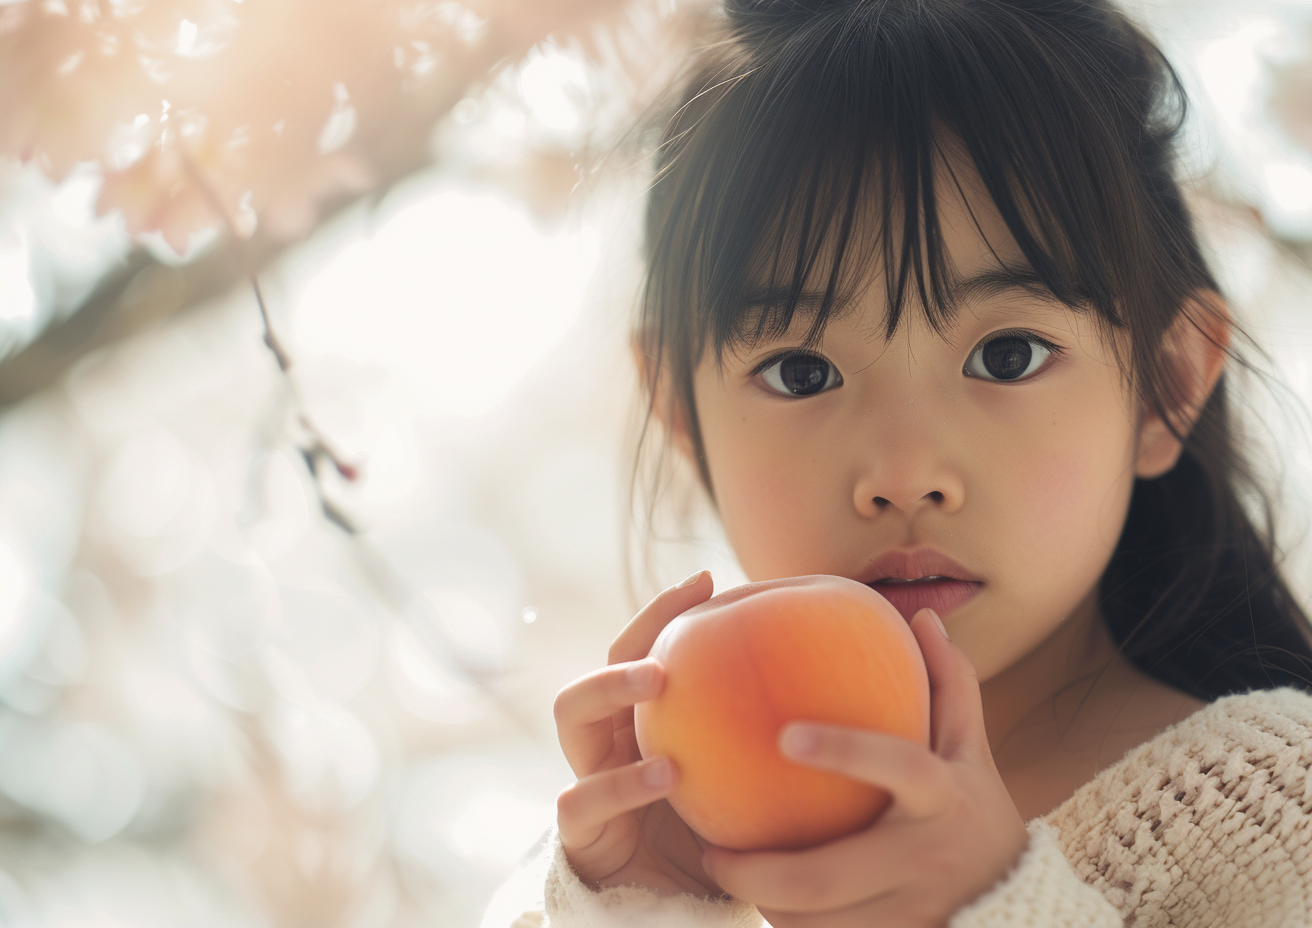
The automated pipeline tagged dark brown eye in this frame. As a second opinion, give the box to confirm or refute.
[964,333,1054,382]
[761,352,842,396]
[983,337,1031,379]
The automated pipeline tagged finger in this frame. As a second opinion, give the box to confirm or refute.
[554,658,664,775]
[557,755,678,850]
[777,723,951,819]
[909,607,989,759]
[702,819,920,913]
[607,570,713,665]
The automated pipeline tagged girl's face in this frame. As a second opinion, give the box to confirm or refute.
[684,166,1166,684]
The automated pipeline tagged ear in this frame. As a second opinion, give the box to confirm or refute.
[1134,291,1231,479]
[630,333,697,466]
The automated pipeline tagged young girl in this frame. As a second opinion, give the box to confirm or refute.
[502,0,1312,924]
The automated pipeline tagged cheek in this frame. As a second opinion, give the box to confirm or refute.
[720,464,812,538]
[1012,449,1131,555]
[700,413,838,578]
[990,406,1138,613]
[960,424,1136,681]
[987,378,1139,546]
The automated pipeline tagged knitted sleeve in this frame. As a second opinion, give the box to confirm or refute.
[539,829,764,928]
[493,821,1120,927]
[1042,686,1312,928]
[947,820,1123,927]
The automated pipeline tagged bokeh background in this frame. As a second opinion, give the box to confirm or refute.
[2,0,1312,926]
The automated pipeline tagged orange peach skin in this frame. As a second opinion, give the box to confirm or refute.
[634,575,931,852]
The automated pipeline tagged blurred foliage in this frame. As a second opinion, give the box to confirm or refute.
[0,2,1311,928]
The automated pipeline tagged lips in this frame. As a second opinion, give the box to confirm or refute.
[858,549,982,622]
[866,579,979,623]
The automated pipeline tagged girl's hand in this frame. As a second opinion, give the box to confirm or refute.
[553,570,722,897]
[699,608,1029,928]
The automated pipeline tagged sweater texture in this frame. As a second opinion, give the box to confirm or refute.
[487,687,1312,927]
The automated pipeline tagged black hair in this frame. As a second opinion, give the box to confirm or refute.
[630,0,1312,700]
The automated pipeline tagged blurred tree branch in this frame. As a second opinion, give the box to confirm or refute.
[0,0,669,410]
[0,233,261,408]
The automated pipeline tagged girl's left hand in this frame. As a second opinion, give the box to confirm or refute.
[700,608,1029,928]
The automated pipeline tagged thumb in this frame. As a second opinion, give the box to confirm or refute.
[909,608,988,760]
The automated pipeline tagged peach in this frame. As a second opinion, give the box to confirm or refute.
[634,575,930,851]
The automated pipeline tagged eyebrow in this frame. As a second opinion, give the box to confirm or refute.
[952,264,1066,303]
[740,262,1067,319]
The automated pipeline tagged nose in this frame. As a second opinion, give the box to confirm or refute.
[851,422,965,518]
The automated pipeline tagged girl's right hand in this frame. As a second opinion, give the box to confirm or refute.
[553,569,723,897]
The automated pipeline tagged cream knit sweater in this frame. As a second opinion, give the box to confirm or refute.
[488,687,1312,927]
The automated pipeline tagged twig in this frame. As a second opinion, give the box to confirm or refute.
[179,148,362,534]
[248,274,292,374]
[182,148,545,745]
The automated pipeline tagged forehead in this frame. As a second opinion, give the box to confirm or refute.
[734,146,1057,347]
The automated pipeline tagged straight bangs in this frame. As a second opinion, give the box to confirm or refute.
[642,0,1218,439]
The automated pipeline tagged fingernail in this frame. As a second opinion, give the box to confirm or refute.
[928,608,949,640]
[627,660,656,689]
[780,724,820,759]
[676,570,706,589]
[642,757,673,789]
